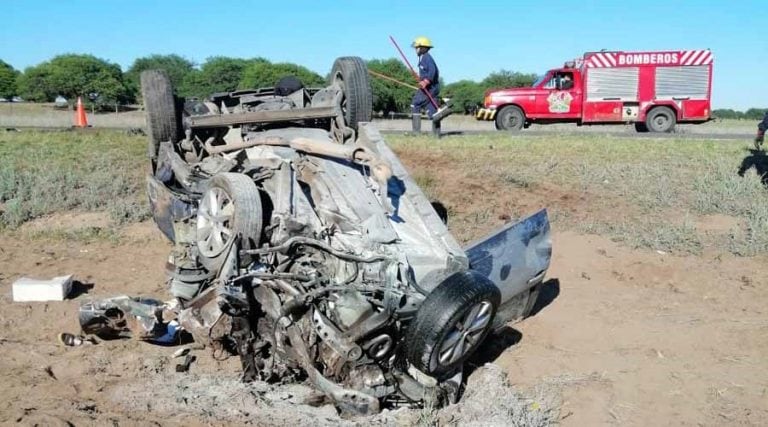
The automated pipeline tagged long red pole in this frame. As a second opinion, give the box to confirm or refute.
[389,35,439,110]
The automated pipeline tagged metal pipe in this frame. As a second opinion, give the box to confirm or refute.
[368,69,420,90]
[241,236,388,263]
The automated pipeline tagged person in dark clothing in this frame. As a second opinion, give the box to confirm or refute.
[411,36,439,132]
[755,111,768,150]
[560,73,574,90]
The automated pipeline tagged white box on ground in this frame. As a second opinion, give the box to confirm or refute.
[12,275,74,302]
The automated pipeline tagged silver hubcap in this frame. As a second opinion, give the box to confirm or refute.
[504,112,520,129]
[437,301,493,366]
[197,187,235,257]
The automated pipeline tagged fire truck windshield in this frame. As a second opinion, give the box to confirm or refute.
[532,73,548,87]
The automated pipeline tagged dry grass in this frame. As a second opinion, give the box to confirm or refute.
[1,128,766,256]
[0,129,149,230]
[388,132,768,256]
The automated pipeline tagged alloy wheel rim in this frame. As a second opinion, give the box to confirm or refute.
[197,187,235,257]
[436,301,493,366]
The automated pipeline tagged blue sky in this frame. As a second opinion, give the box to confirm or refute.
[2,0,766,109]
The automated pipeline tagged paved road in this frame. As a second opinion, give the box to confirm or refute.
[3,125,754,141]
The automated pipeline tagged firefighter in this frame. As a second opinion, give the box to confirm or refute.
[560,73,574,90]
[411,36,440,132]
[755,111,768,150]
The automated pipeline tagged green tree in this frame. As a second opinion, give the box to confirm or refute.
[90,69,130,106]
[744,108,767,120]
[180,56,264,98]
[17,54,128,103]
[712,109,740,120]
[16,65,52,102]
[0,60,19,99]
[125,54,194,100]
[366,58,414,114]
[443,80,485,114]
[481,69,537,90]
[239,61,324,91]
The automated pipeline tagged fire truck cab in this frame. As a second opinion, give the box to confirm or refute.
[476,50,714,132]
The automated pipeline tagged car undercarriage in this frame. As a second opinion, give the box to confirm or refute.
[83,56,552,415]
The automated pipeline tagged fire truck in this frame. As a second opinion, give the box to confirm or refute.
[476,50,714,132]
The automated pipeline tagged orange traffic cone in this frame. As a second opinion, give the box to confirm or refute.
[74,96,89,128]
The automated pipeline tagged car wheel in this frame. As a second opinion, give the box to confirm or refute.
[406,271,500,379]
[495,105,525,131]
[140,70,180,172]
[645,107,676,133]
[330,57,372,131]
[196,173,263,270]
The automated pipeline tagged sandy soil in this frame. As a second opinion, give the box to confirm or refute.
[1,220,765,426]
[1,158,767,425]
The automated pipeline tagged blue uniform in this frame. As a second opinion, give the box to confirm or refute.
[411,52,440,118]
[758,111,768,133]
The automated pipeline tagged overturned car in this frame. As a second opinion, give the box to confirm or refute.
[136,57,551,414]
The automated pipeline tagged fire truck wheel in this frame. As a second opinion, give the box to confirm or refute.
[645,107,676,133]
[495,105,525,131]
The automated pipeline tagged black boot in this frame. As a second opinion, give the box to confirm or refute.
[432,119,441,138]
[412,113,421,133]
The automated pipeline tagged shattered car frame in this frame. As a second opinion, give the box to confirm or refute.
[133,57,551,414]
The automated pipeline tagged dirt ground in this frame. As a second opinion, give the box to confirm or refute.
[1,157,767,426]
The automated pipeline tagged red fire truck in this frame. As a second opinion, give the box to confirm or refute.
[476,50,714,132]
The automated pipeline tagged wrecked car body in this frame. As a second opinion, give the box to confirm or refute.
[136,57,551,414]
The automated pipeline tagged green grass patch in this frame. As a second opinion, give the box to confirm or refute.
[389,133,768,256]
[1,129,765,256]
[23,225,122,244]
[0,130,149,229]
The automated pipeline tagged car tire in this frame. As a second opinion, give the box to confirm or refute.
[634,122,649,133]
[645,107,676,133]
[330,57,373,131]
[196,173,263,270]
[405,271,500,379]
[495,105,525,131]
[141,70,180,172]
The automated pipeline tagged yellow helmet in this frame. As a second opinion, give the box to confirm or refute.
[411,36,433,48]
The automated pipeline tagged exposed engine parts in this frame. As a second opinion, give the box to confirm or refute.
[135,56,552,415]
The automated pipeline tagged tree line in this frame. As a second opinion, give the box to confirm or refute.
[0,54,536,114]
[1,54,763,117]
[711,109,766,120]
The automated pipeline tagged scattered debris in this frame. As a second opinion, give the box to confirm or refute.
[78,296,179,343]
[43,366,57,380]
[175,354,196,373]
[58,332,97,347]
[171,343,205,358]
[12,274,73,302]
